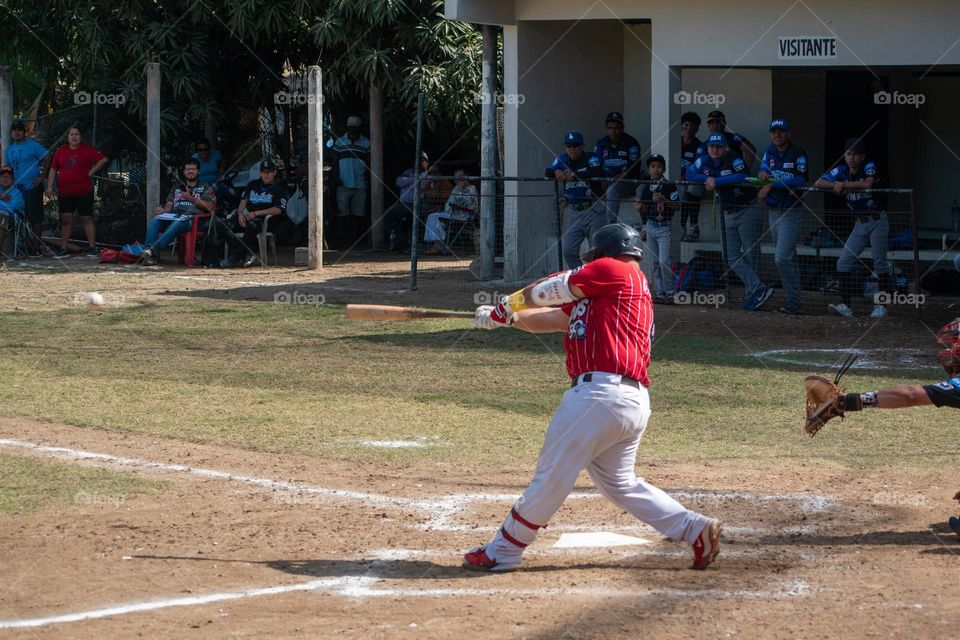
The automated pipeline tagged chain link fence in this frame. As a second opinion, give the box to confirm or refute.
[406,177,937,315]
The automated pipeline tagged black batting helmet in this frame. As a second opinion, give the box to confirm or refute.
[581,223,643,263]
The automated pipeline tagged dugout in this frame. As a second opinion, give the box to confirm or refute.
[445,0,960,280]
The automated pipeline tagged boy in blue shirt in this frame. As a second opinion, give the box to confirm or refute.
[0,166,25,259]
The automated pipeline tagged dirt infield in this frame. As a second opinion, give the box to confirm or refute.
[2,254,959,638]
[1,418,958,639]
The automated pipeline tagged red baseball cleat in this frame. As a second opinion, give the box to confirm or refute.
[692,518,722,570]
[462,546,522,573]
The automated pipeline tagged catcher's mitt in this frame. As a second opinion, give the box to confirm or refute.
[804,353,857,437]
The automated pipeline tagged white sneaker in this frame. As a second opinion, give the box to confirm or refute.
[829,303,854,317]
[870,304,888,319]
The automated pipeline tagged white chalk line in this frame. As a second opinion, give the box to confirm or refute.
[0,574,812,630]
[0,438,835,536]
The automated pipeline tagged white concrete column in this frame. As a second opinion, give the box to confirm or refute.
[145,63,161,222]
[0,67,10,161]
[479,25,498,280]
[501,24,519,281]
[649,62,682,179]
[307,66,323,269]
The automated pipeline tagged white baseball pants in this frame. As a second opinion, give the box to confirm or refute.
[489,373,711,560]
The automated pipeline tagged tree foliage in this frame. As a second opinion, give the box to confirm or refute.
[0,1,482,159]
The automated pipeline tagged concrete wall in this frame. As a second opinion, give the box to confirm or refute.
[500,0,960,68]
[505,19,625,279]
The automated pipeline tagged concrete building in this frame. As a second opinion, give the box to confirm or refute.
[446,0,960,279]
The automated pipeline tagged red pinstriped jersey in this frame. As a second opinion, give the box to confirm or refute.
[561,257,654,387]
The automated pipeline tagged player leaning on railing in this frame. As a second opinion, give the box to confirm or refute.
[804,318,960,535]
[463,223,721,572]
[814,137,892,319]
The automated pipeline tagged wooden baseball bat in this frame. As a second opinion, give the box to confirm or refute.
[345,304,474,321]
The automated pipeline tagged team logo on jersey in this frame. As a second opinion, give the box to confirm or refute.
[948,377,960,391]
[568,299,590,340]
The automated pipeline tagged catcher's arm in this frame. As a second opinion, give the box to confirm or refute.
[805,382,933,436]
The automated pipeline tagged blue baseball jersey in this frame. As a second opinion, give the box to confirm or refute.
[924,377,960,409]
[686,153,753,210]
[759,143,808,209]
[696,131,750,160]
[546,152,603,203]
[0,185,24,217]
[593,133,641,179]
[819,161,879,212]
[4,139,47,191]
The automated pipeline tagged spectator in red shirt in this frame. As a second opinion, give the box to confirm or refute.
[45,126,108,257]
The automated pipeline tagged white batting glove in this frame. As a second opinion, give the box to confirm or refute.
[475,305,507,330]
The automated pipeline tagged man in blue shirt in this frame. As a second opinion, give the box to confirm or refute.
[697,111,757,171]
[757,119,808,314]
[191,139,221,186]
[687,132,772,311]
[593,111,641,221]
[814,137,890,319]
[333,116,371,247]
[546,130,605,268]
[0,165,25,259]
[4,121,48,256]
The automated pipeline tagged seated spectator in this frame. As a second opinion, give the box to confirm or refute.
[0,165,25,259]
[211,159,288,268]
[383,152,432,251]
[139,159,216,265]
[192,138,221,186]
[423,169,478,255]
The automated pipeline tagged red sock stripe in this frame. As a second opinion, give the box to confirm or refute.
[511,508,543,531]
[499,527,527,548]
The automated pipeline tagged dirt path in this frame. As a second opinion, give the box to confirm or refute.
[1,418,958,639]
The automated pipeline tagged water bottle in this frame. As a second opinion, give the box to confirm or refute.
[952,199,960,233]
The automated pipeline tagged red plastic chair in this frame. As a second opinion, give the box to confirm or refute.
[177,213,212,267]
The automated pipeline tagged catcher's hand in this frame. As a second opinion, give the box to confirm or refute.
[804,353,858,437]
[804,375,845,436]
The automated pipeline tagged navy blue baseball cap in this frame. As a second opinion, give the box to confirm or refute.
[707,132,727,146]
[605,111,624,125]
[260,158,278,170]
[564,131,584,146]
[769,118,791,131]
[707,110,726,123]
[647,153,666,166]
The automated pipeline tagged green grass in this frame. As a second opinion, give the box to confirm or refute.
[0,299,952,469]
[0,453,169,517]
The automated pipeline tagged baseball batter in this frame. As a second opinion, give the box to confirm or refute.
[804,318,960,534]
[464,223,722,572]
